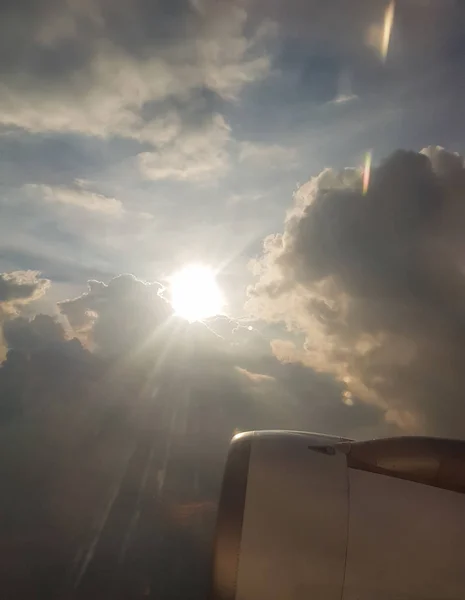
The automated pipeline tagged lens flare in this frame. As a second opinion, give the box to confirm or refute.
[381,0,395,61]
[362,150,372,195]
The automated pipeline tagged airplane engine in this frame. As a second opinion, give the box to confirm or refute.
[210,430,465,600]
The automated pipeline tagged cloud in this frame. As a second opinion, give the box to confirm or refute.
[138,114,231,182]
[0,267,393,594]
[247,146,465,437]
[1,272,298,440]
[137,120,299,182]
[58,274,173,354]
[330,93,358,105]
[0,49,210,142]
[235,366,275,383]
[55,271,367,436]
[238,141,298,168]
[227,191,264,205]
[0,313,98,426]
[250,0,458,62]
[0,271,50,305]
[25,184,124,215]
[270,339,307,364]
[0,271,51,358]
[3,314,66,352]
[0,1,273,171]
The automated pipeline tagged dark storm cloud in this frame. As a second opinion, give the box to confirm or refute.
[248,146,465,437]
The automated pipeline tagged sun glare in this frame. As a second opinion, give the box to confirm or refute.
[170,265,224,322]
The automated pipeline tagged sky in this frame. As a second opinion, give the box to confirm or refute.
[2,0,465,440]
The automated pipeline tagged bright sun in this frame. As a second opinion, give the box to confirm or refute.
[170,265,224,322]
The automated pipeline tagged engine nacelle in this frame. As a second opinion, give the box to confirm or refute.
[210,430,465,600]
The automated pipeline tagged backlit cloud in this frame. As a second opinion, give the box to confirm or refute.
[248,146,465,437]
[0,271,50,305]
[0,270,51,357]
[59,274,173,353]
